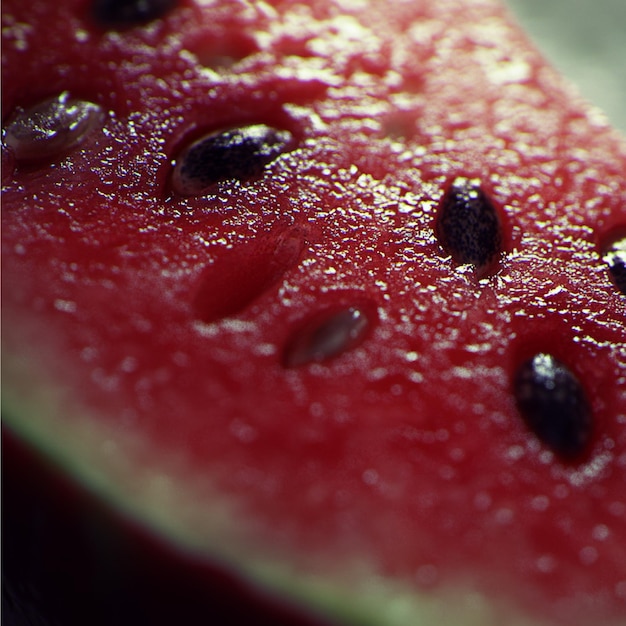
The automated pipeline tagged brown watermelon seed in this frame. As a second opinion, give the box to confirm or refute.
[283,305,372,368]
[171,124,295,197]
[3,93,104,164]
[600,228,626,296]
[184,32,259,70]
[514,353,592,460]
[93,0,177,27]
[435,177,503,275]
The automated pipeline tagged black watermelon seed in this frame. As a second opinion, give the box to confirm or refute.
[172,124,294,197]
[283,306,371,368]
[93,0,177,27]
[514,353,592,459]
[435,177,503,274]
[601,234,626,296]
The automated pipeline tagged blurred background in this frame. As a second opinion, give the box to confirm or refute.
[505,0,626,133]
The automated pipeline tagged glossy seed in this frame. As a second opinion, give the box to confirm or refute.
[172,124,294,196]
[435,177,503,274]
[3,93,104,163]
[601,233,626,295]
[93,0,177,27]
[283,306,371,368]
[514,353,592,459]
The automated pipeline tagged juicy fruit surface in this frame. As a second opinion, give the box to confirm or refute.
[2,0,626,624]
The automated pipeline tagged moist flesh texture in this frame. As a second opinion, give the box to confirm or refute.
[2,1,626,625]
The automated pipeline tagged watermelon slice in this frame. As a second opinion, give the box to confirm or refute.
[2,0,626,625]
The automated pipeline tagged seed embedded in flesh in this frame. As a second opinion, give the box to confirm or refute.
[435,177,503,274]
[93,0,177,27]
[514,353,593,460]
[283,306,371,368]
[601,233,626,295]
[3,92,104,163]
[171,124,294,197]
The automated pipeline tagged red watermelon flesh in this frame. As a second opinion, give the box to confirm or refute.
[2,0,626,625]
